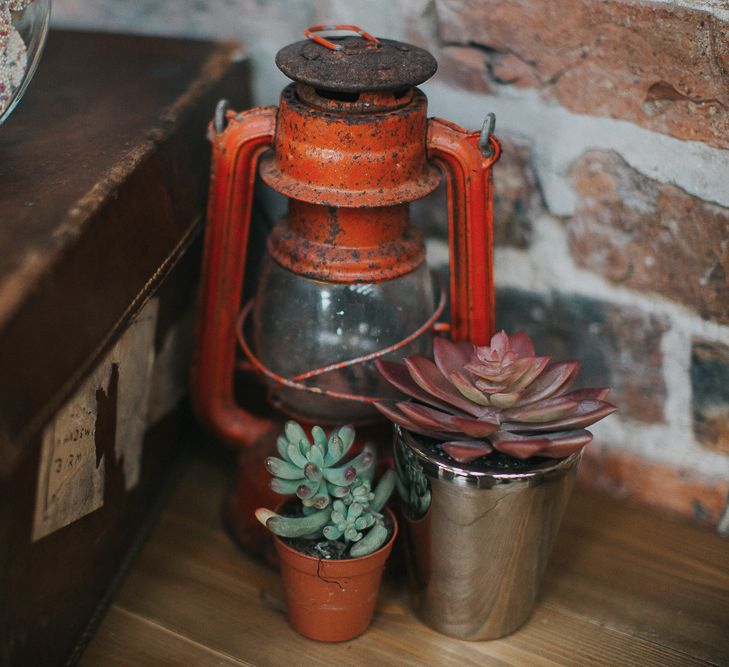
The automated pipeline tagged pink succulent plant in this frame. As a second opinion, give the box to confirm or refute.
[375,330,616,462]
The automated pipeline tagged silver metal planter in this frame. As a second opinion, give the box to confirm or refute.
[394,426,580,640]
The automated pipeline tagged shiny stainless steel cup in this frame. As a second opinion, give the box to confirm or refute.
[394,426,580,640]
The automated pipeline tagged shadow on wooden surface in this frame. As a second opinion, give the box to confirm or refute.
[80,446,729,667]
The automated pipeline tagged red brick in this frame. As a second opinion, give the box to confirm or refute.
[579,444,729,529]
[437,46,492,94]
[692,341,729,455]
[567,151,729,325]
[437,0,729,149]
[492,137,541,248]
[496,287,669,424]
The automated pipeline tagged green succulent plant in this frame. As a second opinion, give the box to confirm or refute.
[265,421,375,510]
[256,422,396,557]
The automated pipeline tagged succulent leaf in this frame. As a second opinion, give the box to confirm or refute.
[509,330,536,358]
[371,469,396,513]
[441,440,494,463]
[309,494,330,509]
[308,444,325,469]
[349,444,375,476]
[327,482,350,498]
[269,478,303,495]
[276,435,290,461]
[396,402,461,432]
[374,401,455,440]
[303,462,322,482]
[449,415,501,438]
[265,457,304,480]
[323,524,342,540]
[507,356,550,392]
[433,336,471,377]
[287,443,308,469]
[488,391,522,409]
[501,400,616,432]
[350,522,388,558]
[255,507,330,538]
[503,396,580,423]
[311,425,327,448]
[518,361,579,405]
[562,387,611,401]
[322,465,357,486]
[376,358,460,413]
[449,371,492,406]
[335,425,356,458]
[285,421,309,449]
[405,356,485,417]
[295,479,318,500]
[324,434,342,466]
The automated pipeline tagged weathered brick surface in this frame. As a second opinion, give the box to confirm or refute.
[567,151,729,325]
[579,444,729,529]
[436,0,729,149]
[492,137,540,248]
[415,135,540,248]
[496,287,668,423]
[692,341,729,455]
[437,45,492,94]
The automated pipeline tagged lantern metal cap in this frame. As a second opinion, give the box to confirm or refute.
[276,36,437,93]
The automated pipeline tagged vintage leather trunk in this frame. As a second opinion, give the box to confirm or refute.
[0,30,249,666]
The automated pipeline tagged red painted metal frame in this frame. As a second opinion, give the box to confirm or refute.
[192,98,501,449]
[427,118,501,346]
[192,106,277,447]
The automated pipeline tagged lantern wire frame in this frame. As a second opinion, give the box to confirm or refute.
[235,272,447,405]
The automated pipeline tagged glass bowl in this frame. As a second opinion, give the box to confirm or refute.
[1,0,51,126]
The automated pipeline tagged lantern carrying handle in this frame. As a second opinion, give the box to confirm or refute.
[304,24,380,51]
[192,104,278,448]
[427,115,501,346]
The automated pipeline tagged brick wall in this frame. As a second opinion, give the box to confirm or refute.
[52,0,729,532]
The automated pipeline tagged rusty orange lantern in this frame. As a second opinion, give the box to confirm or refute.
[192,26,500,553]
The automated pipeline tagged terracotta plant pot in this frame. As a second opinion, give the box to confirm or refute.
[273,507,398,642]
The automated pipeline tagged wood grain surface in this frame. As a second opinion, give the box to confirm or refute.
[80,450,729,667]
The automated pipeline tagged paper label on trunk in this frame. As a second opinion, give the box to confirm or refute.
[32,298,159,541]
[111,297,159,490]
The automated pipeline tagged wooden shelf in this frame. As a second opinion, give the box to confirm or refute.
[80,450,729,666]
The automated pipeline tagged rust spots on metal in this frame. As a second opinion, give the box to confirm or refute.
[259,85,441,208]
[267,216,425,282]
[258,80,441,282]
[275,36,437,94]
[193,30,502,449]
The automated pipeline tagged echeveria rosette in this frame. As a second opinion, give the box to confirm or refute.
[375,330,616,462]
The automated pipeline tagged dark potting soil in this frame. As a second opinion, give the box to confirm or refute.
[281,510,395,561]
[413,433,551,470]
